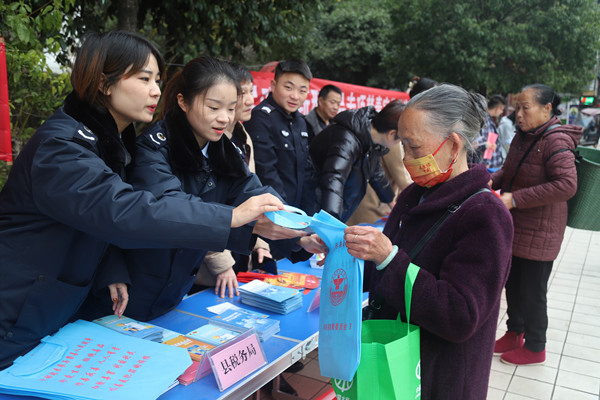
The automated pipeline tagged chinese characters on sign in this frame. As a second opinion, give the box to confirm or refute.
[209,332,267,391]
[38,337,150,394]
[250,71,409,114]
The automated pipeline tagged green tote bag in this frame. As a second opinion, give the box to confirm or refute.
[332,263,421,400]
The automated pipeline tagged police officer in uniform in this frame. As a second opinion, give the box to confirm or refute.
[245,60,315,218]
[0,32,292,370]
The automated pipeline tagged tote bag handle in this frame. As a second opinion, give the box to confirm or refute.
[403,263,420,334]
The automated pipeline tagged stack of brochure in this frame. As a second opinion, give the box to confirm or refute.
[239,279,303,314]
[186,324,241,346]
[160,328,215,362]
[93,315,164,342]
[209,307,279,342]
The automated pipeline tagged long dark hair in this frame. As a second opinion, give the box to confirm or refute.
[372,100,405,134]
[160,57,247,177]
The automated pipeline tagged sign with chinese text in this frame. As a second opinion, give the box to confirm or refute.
[250,71,409,114]
[208,330,267,392]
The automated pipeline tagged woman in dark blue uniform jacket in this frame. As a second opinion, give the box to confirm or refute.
[0,33,291,370]
[82,57,324,322]
[309,101,404,222]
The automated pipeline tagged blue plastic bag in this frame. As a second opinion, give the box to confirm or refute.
[0,320,192,400]
[309,210,364,381]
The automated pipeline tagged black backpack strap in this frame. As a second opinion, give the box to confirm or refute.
[548,147,582,163]
[407,188,491,259]
[506,124,561,192]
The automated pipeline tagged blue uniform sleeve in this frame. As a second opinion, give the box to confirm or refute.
[127,136,255,254]
[30,135,234,251]
[245,110,288,202]
[92,245,131,293]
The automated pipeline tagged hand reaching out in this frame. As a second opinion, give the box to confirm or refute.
[297,234,327,254]
[231,193,284,228]
[215,268,239,299]
[253,214,308,240]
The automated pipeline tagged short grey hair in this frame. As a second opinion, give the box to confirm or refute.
[406,84,487,154]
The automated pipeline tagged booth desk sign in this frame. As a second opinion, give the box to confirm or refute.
[208,330,267,391]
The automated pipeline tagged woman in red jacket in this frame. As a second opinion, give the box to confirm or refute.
[491,84,582,365]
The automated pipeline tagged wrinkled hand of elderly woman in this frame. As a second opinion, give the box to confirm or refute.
[344,226,394,266]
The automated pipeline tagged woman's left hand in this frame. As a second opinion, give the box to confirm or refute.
[253,215,309,240]
[344,226,394,265]
[297,234,328,254]
[215,268,239,298]
[108,283,129,318]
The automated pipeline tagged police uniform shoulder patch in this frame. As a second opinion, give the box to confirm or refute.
[260,105,273,114]
[70,123,99,152]
[74,124,97,142]
[142,129,168,149]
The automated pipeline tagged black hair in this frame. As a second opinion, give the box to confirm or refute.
[409,76,438,99]
[228,62,254,84]
[507,110,516,124]
[522,83,562,116]
[372,100,405,135]
[318,84,342,99]
[226,62,254,166]
[488,94,506,109]
[160,57,247,178]
[274,59,313,81]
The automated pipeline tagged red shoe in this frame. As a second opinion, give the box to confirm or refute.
[494,331,524,355]
[500,347,546,366]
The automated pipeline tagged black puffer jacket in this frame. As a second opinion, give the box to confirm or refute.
[309,106,395,222]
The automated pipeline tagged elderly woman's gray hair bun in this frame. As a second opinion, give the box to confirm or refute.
[406,84,488,155]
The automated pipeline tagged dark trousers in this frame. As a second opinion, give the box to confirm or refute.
[505,256,553,352]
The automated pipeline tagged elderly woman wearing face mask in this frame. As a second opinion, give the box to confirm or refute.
[344,84,514,400]
[490,84,581,366]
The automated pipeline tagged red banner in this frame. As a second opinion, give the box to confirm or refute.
[250,71,409,114]
[0,37,12,163]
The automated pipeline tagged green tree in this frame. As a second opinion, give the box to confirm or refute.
[1,0,74,187]
[382,0,600,94]
[307,0,393,87]
[59,0,328,69]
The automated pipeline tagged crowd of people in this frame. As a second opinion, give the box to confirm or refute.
[0,30,583,399]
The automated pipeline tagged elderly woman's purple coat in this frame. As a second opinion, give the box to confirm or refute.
[366,164,513,400]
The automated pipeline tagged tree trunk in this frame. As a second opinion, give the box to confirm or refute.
[117,0,139,32]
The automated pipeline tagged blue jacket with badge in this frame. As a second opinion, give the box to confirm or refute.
[82,115,279,321]
[245,93,315,214]
[0,94,246,369]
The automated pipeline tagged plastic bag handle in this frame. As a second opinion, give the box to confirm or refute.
[403,263,420,335]
[9,336,68,376]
